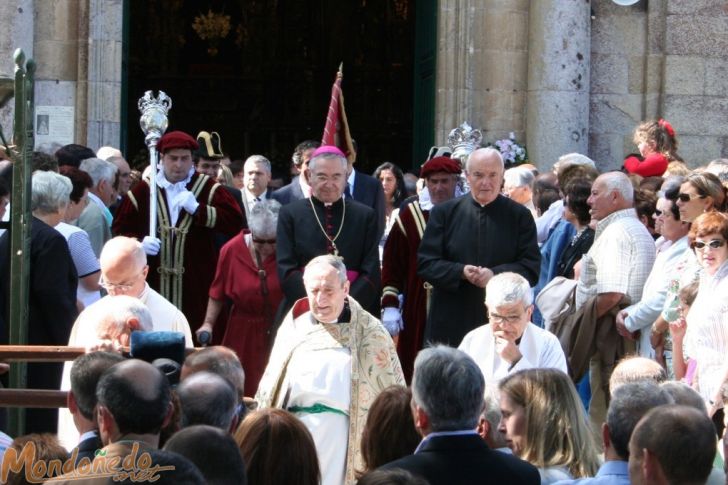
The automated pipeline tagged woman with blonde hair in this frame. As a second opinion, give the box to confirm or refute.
[498,368,600,484]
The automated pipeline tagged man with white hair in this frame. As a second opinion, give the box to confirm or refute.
[241,154,273,220]
[459,272,567,387]
[503,166,537,218]
[77,157,118,257]
[576,171,656,435]
[58,294,155,449]
[417,148,540,346]
[257,254,403,485]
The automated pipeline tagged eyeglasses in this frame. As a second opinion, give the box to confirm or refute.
[692,239,726,250]
[488,312,523,325]
[677,192,705,203]
[99,270,145,292]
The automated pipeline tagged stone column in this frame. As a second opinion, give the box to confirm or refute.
[526,0,591,169]
[86,0,123,151]
[0,0,34,139]
[436,0,529,146]
[33,0,83,149]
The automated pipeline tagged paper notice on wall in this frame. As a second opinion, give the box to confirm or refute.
[34,106,75,148]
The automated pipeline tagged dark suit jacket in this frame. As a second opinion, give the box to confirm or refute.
[380,434,540,485]
[271,177,305,205]
[73,431,103,465]
[350,170,386,239]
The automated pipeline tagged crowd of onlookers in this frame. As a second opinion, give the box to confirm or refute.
[2,116,728,485]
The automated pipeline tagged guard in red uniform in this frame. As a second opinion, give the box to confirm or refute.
[380,156,461,381]
[112,131,243,335]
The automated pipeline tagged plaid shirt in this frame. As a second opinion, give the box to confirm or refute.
[576,208,656,309]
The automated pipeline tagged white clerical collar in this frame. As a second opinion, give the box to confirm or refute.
[156,167,195,190]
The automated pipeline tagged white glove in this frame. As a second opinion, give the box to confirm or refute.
[381,307,404,337]
[142,236,161,256]
[174,190,200,215]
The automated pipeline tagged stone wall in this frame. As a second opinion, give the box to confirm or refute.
[436,0,530,149]
[589,0,728,170]
[86,0,122,151]
[662,0,728,166]
[0,0,34,142]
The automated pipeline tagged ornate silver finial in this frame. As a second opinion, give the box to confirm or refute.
[447,122,483,163]
[138,91,172,147]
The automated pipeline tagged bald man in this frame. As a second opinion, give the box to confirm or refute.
[73,236,192,345]
[51,360,174,484]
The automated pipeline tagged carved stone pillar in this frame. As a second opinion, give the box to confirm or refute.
[526,0,591,169]
[436,0,529,147]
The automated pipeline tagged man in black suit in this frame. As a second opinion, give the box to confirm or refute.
[271,139,320,205]
[240,155,275,221]
[345,151,386,239]
[67,351,124,465]
[377,345,540,485]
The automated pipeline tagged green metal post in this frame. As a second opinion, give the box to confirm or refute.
[7,48,35,437]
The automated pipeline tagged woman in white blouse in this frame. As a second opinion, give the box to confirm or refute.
[682,212,728,417]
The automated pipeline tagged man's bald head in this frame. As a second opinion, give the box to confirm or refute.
[609,356,667,395]
[99,237,148,297]
[181,346,245,402]
[96,359,172,442]
[177,372,237,431]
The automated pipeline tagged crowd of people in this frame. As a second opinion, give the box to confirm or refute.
[0,117,728,484]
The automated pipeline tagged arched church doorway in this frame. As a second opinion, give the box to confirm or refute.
[124,0,434,179]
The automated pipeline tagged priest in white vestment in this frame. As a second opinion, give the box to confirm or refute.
[256,255,405,485]
[459,272,567,388]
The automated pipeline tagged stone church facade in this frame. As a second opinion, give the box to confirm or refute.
[0,0,726,171]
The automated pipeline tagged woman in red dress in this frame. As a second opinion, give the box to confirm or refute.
[197,199,283,396]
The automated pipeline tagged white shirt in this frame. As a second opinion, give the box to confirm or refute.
[459,323,568,388]
[346,169,356,198]
[623,235,689,357]
[685,261,728,402]
[576,209,656,309]
[156,167,194,226]
[536,199,564,244]
[55,222,101,308]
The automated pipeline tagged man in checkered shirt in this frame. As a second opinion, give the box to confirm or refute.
[575,171,656,437]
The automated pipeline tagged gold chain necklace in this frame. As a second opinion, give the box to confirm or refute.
[309,197,346,256]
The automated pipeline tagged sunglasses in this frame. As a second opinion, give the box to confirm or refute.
[692,239,726,250]
[253,238,276,244]
[677,192,705,203]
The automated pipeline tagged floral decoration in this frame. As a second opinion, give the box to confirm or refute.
[489,132,528,167]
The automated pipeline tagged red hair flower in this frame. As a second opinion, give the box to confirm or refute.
[659,119,676,138]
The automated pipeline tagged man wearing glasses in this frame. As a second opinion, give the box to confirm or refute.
[459,272,567,386]
[72,236,193,346]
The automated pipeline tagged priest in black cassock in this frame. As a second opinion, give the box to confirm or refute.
[276,145,380,321]
[417,148,540,346]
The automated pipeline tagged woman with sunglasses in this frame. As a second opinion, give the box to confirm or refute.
[675,172,726,223]
[680,212,728,430]
[197,199,283,397]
